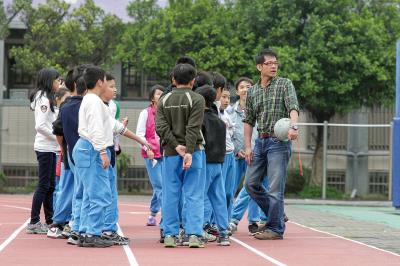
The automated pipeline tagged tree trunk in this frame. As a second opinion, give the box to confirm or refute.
[310,124,323,186]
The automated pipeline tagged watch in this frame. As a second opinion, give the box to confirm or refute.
[290,124,298,130]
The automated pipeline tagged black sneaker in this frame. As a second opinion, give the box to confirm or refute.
[102,232,130,245]
[67,231,81,245]
[218,234,230,246]
[248,223,259,235]
[80,235,113,248]
[159,228,165,243]
[204,223,219,236]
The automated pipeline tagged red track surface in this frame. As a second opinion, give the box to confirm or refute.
[0,195,399,266]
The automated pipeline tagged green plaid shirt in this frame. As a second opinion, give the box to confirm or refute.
[243,77,299,135]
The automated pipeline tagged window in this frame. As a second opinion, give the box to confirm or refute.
[121,64,168,100]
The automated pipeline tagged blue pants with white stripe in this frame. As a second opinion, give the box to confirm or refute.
[162,151,205,237]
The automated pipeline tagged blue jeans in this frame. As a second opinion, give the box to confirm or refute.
[204,163,228,233]
[73,138,112,236]
[222,153,236,220]
[145,158,163,216]
[162,151,205,237]
[245,138,291,235]
[52,162,74,224]
[231,176,268,224]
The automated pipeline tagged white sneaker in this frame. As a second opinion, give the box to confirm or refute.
[47,226,65,239]
[229,222,238,234]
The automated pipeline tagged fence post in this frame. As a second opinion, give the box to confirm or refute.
[322,121,328,199]
[389,122,393,201]
[392,40,400,209]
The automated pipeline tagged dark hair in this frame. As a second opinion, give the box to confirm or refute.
[210,71,226,89]
[83,66,106,90]
[106,73,115,81]
[76,76,87,96]
[72,64,91,82]
[193,70,213,90]
[195,85,216,108]
[64,69,75,92]
[55,87,70,100]
[255,48,278,65]
[172,64,197,85]
[176,56,196,68]
[235,77,254,90]
[148,84,165,102]
[29,68,60,112]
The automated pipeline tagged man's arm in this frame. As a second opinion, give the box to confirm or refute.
[284,80,300,140]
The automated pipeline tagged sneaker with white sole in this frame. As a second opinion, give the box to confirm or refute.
[146,215,157,226]
[228,222,238,235]
[47,226,65,239]
[102,232,130,245]
[67,231,81,245]
[164,235,177,248]
[61,223,71,238]
[188,235,204,248]
[218,234,231,246]
[26,222,48,234]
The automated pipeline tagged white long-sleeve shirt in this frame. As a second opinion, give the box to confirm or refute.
[220,107,235,153]
[78,93,114,151]
[31,91,59,153]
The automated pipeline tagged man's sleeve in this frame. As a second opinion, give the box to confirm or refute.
[185,96,205,154]
[155,100,179,149]
[284,79,300,115]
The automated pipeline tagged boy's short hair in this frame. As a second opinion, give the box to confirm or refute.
[234,77,254,90]
[195,85,216,108]
[176,56,196,68]
[210,71,226,89]
[193,71,213,90]
[172,64,197,85]
[64,69,75,92]
[106,73,115,81]
[83,66,106,90]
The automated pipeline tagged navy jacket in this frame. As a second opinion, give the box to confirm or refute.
[202,108,226,163]
[60,96,83,165]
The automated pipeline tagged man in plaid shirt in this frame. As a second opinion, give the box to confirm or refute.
[244,48,299,240]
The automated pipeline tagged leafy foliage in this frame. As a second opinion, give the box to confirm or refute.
[9,0,123,75]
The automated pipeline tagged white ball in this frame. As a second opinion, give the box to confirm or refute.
[274,118,291,141]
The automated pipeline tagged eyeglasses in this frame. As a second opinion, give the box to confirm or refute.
[263,61,279,67]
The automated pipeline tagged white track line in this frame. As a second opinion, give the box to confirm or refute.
[117,224,139,266]
[231,237,287,266]
[0,218,29,253]
[290,221,400,257]
[2,205,31,211]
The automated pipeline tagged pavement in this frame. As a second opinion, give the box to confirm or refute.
[285,200,400,255]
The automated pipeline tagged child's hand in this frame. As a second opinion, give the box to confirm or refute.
[121,116,129,127]
[183,153,192,170]
[175,145,186,157]
[100,153,110,169]
[147,150,155,160]
[238,150,246,159]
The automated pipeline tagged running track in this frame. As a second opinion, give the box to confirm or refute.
[0,195,399,266]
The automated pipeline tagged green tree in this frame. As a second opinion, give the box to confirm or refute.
[0,0,32,38]
[9,0,123,75]
[233,0,400,185]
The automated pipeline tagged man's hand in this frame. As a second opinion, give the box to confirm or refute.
[288,128,298,141]
[244,147,253,165]
[175,145,186,157]
[183,153,192,170]
[100,153,110,169]
[147,150,155,160]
